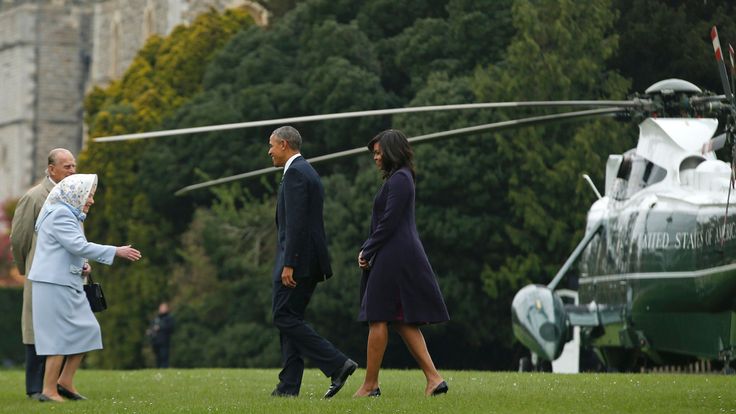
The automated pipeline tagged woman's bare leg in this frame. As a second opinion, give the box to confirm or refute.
[353,322,387,397]
[57,353,84,393]
[393,323,444,396]
[42,355,65,401]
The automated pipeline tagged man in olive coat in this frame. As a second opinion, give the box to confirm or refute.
[10,148,76,399]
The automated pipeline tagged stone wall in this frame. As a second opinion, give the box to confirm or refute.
[90,0,268,86]
[34,3,91,180]
[90,0,172,85]
[0,1,90,202]
[0,4,39,199]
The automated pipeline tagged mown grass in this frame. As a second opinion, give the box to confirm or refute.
[0,368,734,413]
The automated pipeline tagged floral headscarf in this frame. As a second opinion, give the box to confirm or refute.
[36,174,98,230]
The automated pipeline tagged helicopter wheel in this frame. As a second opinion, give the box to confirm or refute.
[518,355,553,372]
[537,360,553,372]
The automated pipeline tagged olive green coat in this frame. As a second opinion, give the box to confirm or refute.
[10,178,54,344]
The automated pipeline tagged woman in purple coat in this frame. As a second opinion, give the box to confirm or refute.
[353,129,450,398]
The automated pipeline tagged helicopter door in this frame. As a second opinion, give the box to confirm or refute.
[605,154,623,197]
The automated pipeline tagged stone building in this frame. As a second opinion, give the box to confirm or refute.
[0,0,268,203]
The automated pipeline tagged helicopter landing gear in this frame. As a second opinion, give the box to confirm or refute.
[600,347,642,372]
[717,350,736,375]
[518,353,552,372]
[519,356,533,372]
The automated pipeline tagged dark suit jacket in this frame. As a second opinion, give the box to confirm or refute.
[273,156,332,282]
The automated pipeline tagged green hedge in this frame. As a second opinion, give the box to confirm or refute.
[0,288,23,367]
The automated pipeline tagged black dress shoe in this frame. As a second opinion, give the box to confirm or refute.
[324,358,358,399]
[271,388,297,397]
[28,392,43,401]
[57,384,87,401]
[430,380,449,396]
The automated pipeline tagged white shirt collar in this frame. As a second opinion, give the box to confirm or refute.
[48,176,58,185]
[283,153,302,174]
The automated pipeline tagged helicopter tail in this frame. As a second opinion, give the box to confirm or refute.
[711,26,735,105]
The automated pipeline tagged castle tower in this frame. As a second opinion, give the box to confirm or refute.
[0,0,92,201]
[91,0,268,85]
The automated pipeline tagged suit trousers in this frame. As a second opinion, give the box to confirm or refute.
[272,278,346,395]
[25,344,45,395]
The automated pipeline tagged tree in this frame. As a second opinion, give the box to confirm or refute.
[81,9,253,368]
[469,0,630,360]
[612,0,736,93]
[167,188,280,367]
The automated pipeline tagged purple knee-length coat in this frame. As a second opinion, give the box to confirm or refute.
[358,167,450,324]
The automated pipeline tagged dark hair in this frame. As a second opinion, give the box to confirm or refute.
[367,129,415,180]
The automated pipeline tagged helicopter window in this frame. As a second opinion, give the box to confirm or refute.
[625,156,666,198]
[610,153,634,200]
[644,161,666,186]
[642,162,654,182]
[616,154,632,180]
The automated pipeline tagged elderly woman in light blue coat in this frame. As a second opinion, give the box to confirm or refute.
[28,174,141,403]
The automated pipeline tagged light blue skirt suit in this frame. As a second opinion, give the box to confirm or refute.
[28,205,116,356]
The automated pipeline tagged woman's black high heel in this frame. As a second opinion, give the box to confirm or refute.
[430,381,448,396]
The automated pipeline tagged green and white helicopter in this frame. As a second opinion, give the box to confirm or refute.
[511,26,736,373]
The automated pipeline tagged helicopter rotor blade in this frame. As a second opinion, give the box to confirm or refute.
[175,107,623,195]
[94,100,646,143]
[711,26,735,104]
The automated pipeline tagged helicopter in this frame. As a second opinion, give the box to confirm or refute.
[93,26,736,373]
[511,27,736,373]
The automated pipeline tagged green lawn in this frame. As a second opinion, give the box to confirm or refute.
[0,368,734,413]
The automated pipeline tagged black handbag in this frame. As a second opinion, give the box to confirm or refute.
[84,273,107,312]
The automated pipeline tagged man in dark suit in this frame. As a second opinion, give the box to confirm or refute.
[267,126,357,398]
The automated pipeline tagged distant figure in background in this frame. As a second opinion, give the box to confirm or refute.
[353,129,450,398]
[147,302,175,368]
[10,148,76,400]
[28,174,142,402]
[267,126,357,398]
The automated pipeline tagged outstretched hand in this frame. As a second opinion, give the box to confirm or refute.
[116,245,142,262]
